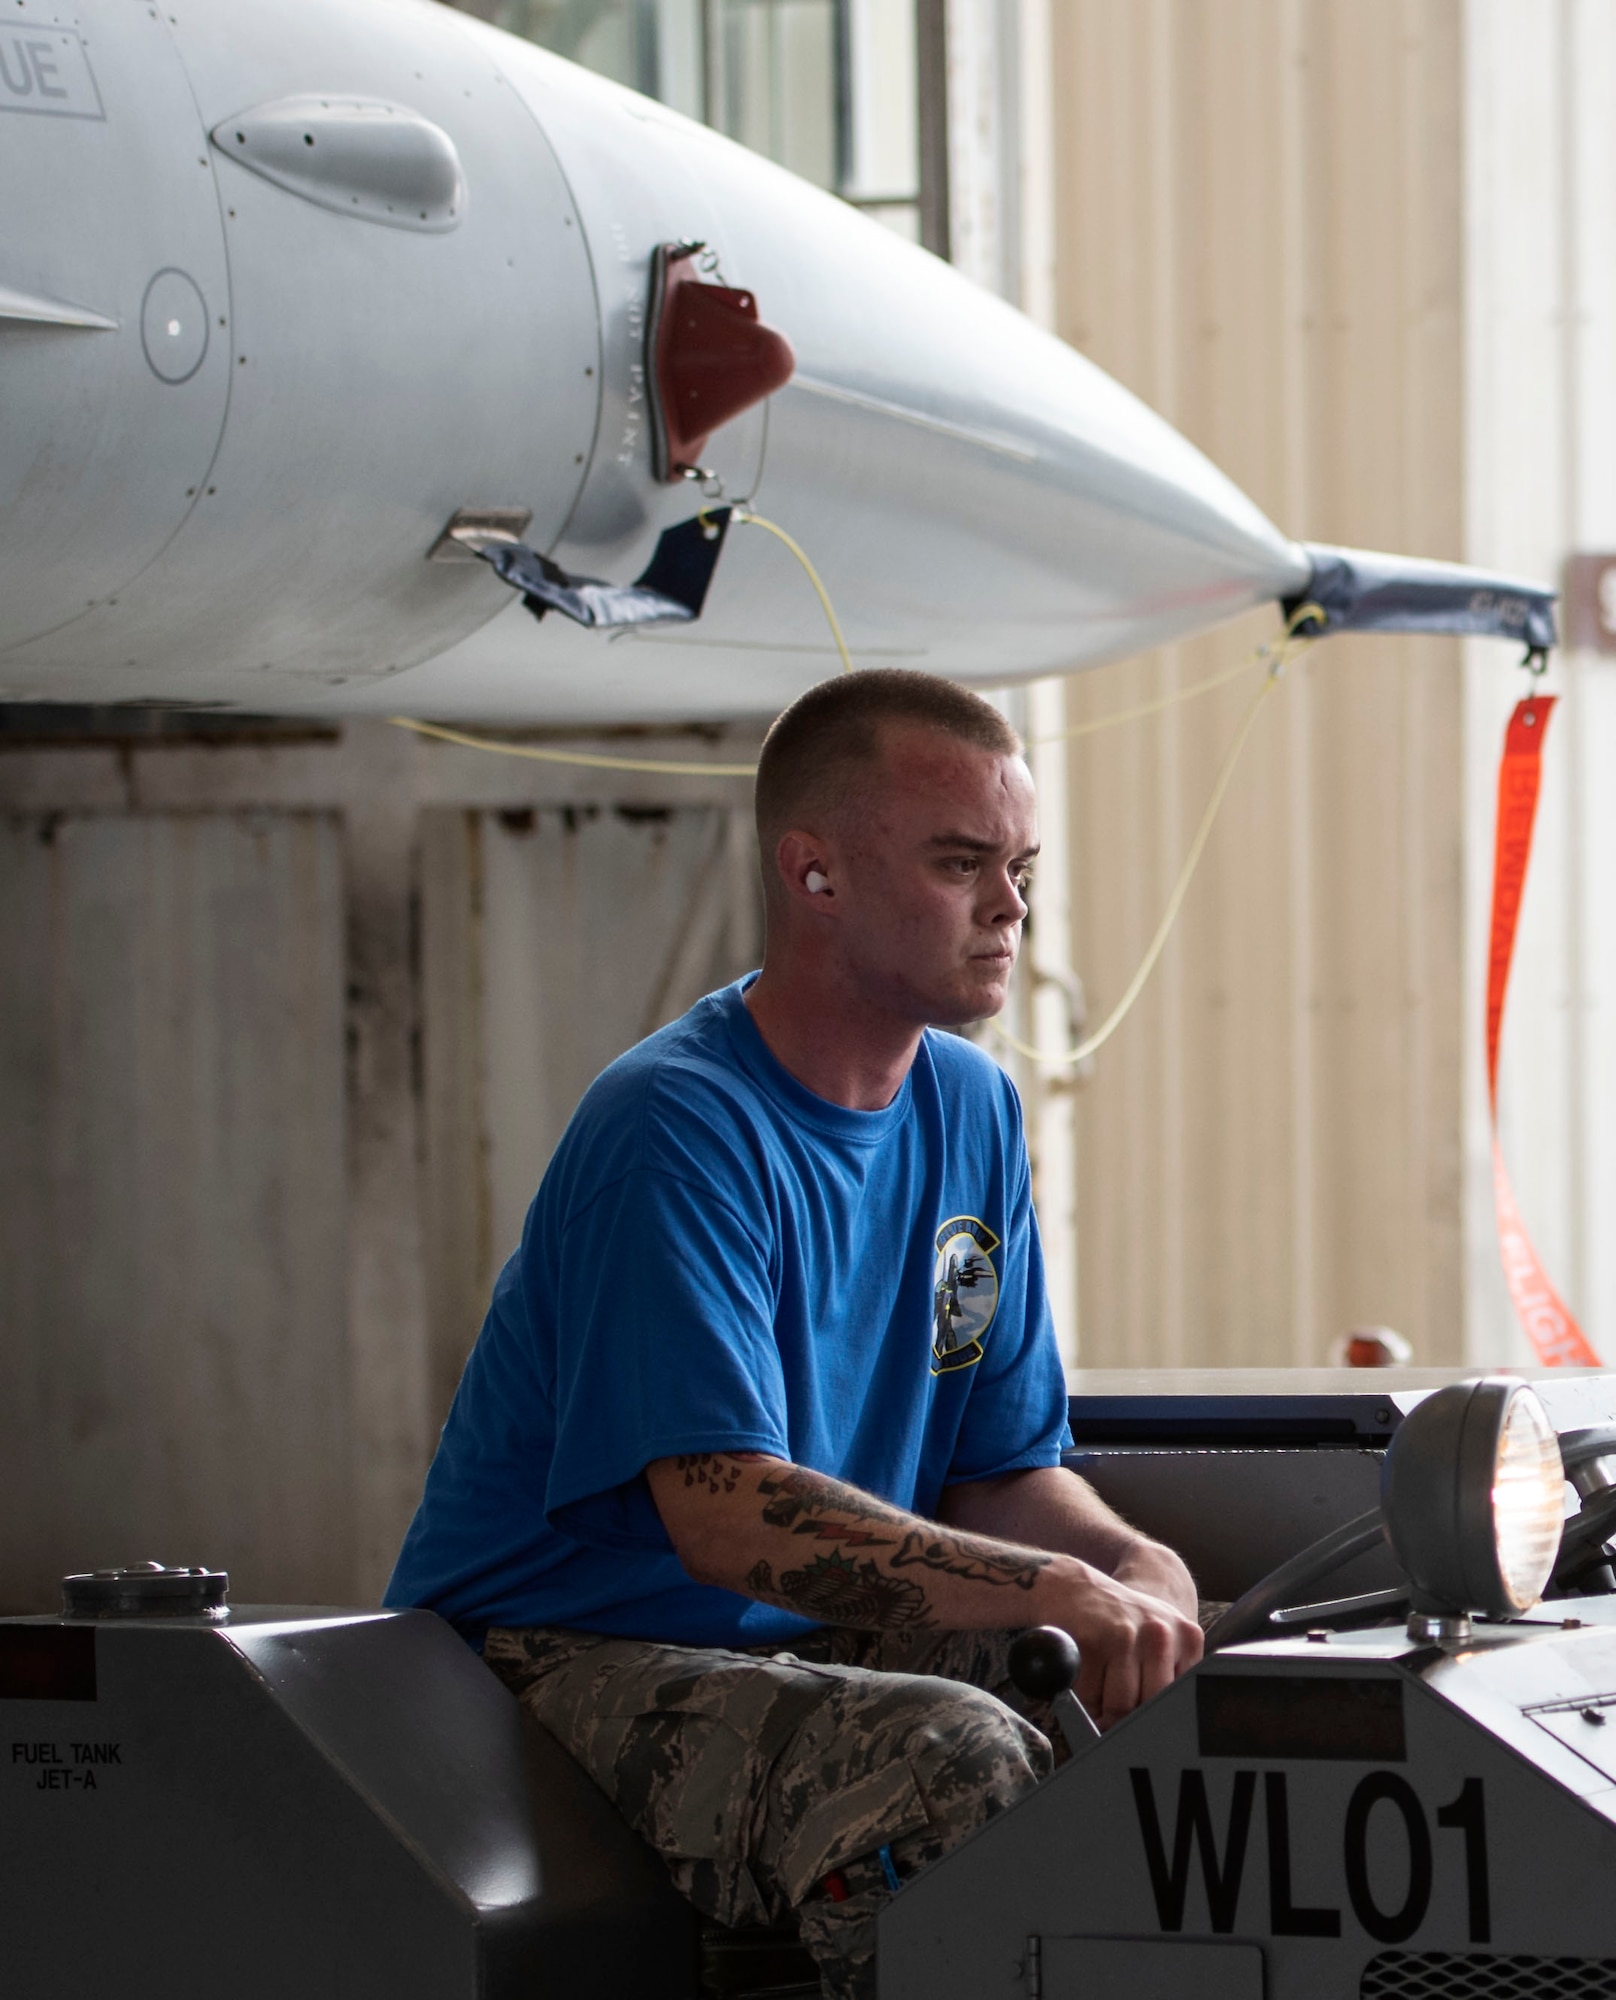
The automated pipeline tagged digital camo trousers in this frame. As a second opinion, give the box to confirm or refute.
[482,1623,1058,2000]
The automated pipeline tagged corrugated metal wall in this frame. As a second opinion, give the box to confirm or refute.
[1049,0,1469,1367]
[0,727,761,1609]
[0,809,351,1607]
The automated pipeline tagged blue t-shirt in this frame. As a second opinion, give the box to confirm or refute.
[385,979,1071,1647]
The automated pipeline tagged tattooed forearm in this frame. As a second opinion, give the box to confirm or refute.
[786,1519,896,1550]
[748,1466,1042,1621]
[757,1462,896,1530]
[891,1528,1051,1590]
[781,1554,932,1628]
[758,1468,1039,1577]
[749,1551,933,1630]
[651,1454,1064,1636]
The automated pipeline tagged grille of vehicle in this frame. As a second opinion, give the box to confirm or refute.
[1362,1954,1616,1999]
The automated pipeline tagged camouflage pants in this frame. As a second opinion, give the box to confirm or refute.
[483,1623,1057,2000]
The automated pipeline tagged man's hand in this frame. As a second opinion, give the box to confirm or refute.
[937,1462,1202,1724]
[1035,1563,1201,1730]
[646,1452,1201,1730]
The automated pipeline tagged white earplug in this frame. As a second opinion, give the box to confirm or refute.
[805,870,830,895]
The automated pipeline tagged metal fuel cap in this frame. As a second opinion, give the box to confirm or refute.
[61,1563,229,1621]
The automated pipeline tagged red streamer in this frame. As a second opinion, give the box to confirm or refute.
[1485,695,1599,1365]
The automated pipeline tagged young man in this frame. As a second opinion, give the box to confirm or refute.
[386,670,1201,1999]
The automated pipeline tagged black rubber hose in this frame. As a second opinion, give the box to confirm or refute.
[1558,1429,1616,1476]
[1550,1445,1616,1592]
[1557,1486,1616,1563]
[1203,1509,1391,1653]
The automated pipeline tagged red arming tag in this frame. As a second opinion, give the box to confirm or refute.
[1486,695,1599,1365]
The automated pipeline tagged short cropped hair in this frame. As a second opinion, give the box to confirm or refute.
[754,668,1022,861]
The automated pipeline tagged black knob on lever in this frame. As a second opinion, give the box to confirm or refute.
[1007,1625,1081,1702]
[1006,1626,1099,1753]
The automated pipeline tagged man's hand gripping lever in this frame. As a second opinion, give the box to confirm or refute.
[1007,1626,1101,1755]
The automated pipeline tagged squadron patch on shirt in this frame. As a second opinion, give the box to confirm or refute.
[931,1215,1000,1375]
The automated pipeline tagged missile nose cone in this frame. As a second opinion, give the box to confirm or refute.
[649,243,795,481]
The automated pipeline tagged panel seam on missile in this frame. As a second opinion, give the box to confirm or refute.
[787,374,1039,463]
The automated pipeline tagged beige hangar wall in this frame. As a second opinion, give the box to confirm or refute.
[1045,0,1471,1369]
[0,724,762,1611]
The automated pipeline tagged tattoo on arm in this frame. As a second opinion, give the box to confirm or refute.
[753,1551,933,1630]
[891,1529,1051,1591]
[758,1466,1044,1584]
[675,1452,768,1496]
[785,1521,896,1549]
[757,1462,894,1530]
[733,1463,1047,1629]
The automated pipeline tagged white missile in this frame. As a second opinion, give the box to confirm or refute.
[0,0,1551,724]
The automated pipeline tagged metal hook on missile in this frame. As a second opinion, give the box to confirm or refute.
[1522,644,1550,678]
[680,463,726,502]
[670,236,728,284]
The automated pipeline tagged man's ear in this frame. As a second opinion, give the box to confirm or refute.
[776,830,837,906]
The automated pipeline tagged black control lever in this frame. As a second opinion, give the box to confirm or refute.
[1006,1626,1102,1755]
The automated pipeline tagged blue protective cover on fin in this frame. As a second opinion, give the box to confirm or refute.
[482,509,731,630]
[1285,543,1557,652]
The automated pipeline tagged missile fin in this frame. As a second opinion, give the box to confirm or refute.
[1286,544,1558,652]
[480,510,730,630]
[0,284,117,331]
[631,508,732,618]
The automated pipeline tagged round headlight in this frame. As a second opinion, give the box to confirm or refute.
[1492,1389,1565,1606]
[1382,1377,1565,1628]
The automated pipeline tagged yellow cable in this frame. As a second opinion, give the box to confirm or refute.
[388,713,757,776]
[390,506,852,777]
[389,540,1317,791]
[1034,653,1263,741]
[726,506,855,674]
[992,634,1313,1069]
[1032,601,1324,744]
